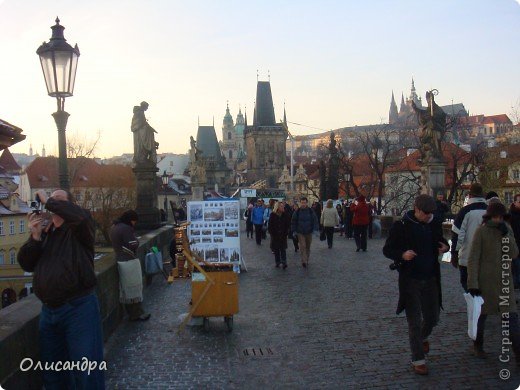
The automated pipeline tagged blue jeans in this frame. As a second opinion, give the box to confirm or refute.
[39,292,105,389]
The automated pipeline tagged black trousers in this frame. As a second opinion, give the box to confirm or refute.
[254,224,263,245]
[324,226,334,248]
[476,312,520,357]
[353,225,368,250]
[404,277,440,364]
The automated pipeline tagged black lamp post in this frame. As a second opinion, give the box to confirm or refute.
[344,172,351,200]
[161,171,169,219]
[37,17,80,191]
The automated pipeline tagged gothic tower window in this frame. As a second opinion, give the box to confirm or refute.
[228,132,232,140]
[229,150,233,159]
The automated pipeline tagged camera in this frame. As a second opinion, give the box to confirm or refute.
[31,194,43,215]
[389,260,402,271]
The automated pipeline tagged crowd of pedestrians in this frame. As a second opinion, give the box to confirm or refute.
[246,186,520,376]
[244,195,376,269]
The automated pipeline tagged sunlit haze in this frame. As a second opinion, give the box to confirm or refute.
[2,0,520,158]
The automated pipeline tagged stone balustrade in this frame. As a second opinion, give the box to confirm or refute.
[0,225,174,389]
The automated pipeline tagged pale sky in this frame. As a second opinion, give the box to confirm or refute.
[1,0,520,158]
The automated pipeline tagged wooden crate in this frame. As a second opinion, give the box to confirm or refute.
[191,271,239,317]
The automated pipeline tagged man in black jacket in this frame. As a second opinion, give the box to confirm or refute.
[383,194,449,376]
[18,190,105,389]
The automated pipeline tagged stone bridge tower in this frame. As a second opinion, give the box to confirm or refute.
[244,81,288,187]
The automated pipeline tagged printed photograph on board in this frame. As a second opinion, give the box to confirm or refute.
[219,248,230,263]
[213,229,224,236]
[225,228,239,237]
[224,203,239,220]
[230,248,240,262]
[213,237,223,243]
[190,204,203,222]
[205,247,219,262]
[204,208,224,221]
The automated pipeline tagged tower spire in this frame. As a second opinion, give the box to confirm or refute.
[283,101,287,125]
[399,92,406,113]
[389,91,398,124]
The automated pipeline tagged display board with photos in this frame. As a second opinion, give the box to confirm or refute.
[187,200,242,269]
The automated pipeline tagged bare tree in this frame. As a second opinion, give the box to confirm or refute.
[354,125,400,214]
[67,130,101,158]
[444,142,487,209]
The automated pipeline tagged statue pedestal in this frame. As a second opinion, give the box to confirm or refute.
[133,164,160,230]
[421,160,446,196]
[191,185,205,201]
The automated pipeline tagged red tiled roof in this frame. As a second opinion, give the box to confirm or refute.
[25,157,134,189]
[482,114,511,125]
[0,148,21,172]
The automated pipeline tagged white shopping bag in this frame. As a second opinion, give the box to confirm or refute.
[463,293,484,340]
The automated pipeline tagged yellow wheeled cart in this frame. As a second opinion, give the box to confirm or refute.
[178,250,239,333]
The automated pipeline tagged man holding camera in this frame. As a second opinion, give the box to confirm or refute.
[18,190,105,389]
[383,194,449,375]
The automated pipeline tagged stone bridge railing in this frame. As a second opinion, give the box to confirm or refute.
[0,225,174,389]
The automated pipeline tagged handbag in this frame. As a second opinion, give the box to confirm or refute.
[319,230,326,241]
[117,258,143,304]
[145,251,163,275]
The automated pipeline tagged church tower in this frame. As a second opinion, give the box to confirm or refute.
[234,106,246,161]
[244,80,288,187]
[220,102,236,169]
[389,91,398,124]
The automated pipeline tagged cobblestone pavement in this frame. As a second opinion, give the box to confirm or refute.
[105,229,520,389]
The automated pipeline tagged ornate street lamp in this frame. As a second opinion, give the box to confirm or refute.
[161,171,169,219]
[37,17,80,191]
[344,172,351,199]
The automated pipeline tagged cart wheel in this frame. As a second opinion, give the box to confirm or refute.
[224,316,233,332]
[203,317,210,332]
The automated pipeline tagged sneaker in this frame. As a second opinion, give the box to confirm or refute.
[412,364,428,375]
[302,263,307,268]
[275,263,280,268]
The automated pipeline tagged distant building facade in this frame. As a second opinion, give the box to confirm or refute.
[194,125,231,192]
[220,104,247,169]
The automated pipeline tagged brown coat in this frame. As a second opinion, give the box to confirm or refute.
[468,221,519,315]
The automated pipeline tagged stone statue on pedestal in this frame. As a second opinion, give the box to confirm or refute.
[412,90,447,163]
[130,101,160,230]
[412,90,448,196]
[131,101,159,165]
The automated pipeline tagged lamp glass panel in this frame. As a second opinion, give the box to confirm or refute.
[68,52,79,95]
[39,55,56,95]
[53,51,72,96]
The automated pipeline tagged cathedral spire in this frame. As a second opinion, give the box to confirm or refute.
[400,92,406,113]
[389,91,398,124]
[283,102,287,125]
